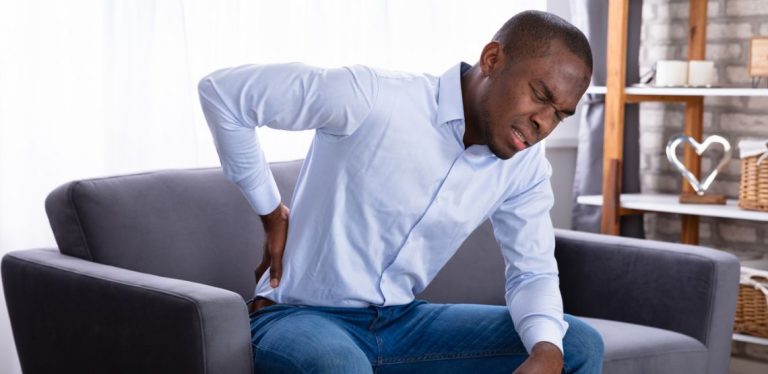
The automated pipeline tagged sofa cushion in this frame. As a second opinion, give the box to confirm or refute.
[44,160,304,300]
[580,317,708,374]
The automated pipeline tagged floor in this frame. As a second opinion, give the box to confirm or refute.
[729,356,768,373]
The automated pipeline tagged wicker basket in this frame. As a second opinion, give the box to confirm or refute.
[734,267,768,338]
[738,154,768,212]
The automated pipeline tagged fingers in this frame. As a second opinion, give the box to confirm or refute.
[257,202,290,289]
[269,249,282,288]
[254,247,271,283]
[268,220,288,288]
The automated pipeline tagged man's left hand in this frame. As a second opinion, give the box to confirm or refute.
[512,342,563,374]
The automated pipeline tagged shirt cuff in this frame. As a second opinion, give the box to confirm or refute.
[239,175,281,215]
[518,316,568,356]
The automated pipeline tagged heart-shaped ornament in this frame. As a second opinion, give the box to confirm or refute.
[665,135,732,195]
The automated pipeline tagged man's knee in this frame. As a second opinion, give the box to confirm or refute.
[562,315,604,373]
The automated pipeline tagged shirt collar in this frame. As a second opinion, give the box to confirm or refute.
[435,62,470,127]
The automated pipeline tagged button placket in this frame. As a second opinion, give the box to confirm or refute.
[379,154,475,305]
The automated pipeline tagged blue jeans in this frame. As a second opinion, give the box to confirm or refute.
[249,299,604,373]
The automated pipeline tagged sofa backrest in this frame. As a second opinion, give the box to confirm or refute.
[45,161,296,300]
[45,160,508,303]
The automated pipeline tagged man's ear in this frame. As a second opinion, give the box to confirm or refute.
[479,41,503,78]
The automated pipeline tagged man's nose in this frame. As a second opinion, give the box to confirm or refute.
[530,108,556,135]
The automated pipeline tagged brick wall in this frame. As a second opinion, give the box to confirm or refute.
[640,0,768,362]
[640,0,768,258]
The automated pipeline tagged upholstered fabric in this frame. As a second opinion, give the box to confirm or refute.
[1,161,740,374]
[581,317,708,374]
[420,224,739,374]
[553,229,739,374]
[44,160,303,300]
[2,248,252,374]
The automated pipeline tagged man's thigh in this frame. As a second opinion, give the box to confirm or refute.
[250,305,375,373]
[375,302,603,374]
[375,303,529,373]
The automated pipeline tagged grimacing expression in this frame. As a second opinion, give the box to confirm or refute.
[477,42,590,160]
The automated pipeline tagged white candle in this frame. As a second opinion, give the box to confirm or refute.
[655,60,688,87]
[688,60,715,87]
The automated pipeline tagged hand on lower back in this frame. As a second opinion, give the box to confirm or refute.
[255,202,290,288]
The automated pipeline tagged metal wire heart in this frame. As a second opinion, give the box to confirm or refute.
[665,135,732,195]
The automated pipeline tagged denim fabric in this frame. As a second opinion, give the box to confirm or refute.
[250,300,603,373]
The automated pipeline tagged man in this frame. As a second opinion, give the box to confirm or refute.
[198,10,602,374]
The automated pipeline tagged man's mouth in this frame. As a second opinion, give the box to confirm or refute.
[512,127,530,148]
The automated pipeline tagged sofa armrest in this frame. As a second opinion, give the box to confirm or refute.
[2,249,253,374]
[554,229,739,373]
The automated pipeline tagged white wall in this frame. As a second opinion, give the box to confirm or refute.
[0,2,549,373]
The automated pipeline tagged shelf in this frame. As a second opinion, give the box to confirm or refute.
[576,194,768,222]
[733,333,768,346]
[585,85,768,97]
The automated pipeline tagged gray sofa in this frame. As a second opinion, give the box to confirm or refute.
[2,160,739,374]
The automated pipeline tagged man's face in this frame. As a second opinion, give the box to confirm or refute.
[475,41,590,160]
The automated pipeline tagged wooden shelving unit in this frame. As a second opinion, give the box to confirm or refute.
[588,86,768,234]
[600,0,709,244]
[595,0,768,245]
[577,194,768,222]
[587,86,768,97]
[733,333,768,346]
[583,0,768,347]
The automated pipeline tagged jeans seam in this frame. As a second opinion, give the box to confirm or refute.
[368,308,384,367]
[375,333,384,366]
[378,349,527,365]
[368,311,380,331]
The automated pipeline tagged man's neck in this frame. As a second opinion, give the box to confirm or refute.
[460,64,484,149]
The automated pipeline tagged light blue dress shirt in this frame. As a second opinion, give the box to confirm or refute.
[198,62,568,354]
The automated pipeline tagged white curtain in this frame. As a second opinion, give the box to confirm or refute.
[0,1,544,372]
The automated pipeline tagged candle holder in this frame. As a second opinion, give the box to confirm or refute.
[637,60,717,88]
[655,60,688,87]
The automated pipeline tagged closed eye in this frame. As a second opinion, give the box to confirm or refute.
[529,84,547,103]
[554,110,564,123]
[529,83,563,123]
[534,80,575,124]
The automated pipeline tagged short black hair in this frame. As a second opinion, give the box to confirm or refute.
[493,10,593,72]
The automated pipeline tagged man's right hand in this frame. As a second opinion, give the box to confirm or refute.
[255,202,290,288]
